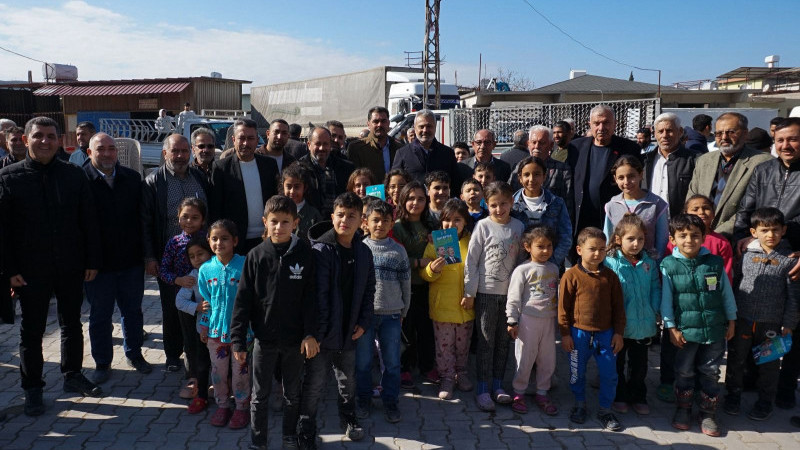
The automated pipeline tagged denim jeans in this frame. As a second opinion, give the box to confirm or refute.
[673,339,725,396]
[299,349,356,437]
[84,266,145,365]
[568,327,617,408]
[355,313,402,407]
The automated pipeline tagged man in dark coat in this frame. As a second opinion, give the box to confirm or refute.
[392,109,460,187]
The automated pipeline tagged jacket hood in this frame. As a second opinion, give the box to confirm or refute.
[745,237,792,254]
[671,245,710,259]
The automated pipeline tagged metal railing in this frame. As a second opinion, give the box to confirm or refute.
[99,118,162,143]
[450,98,661,144]
[200,109,248,119]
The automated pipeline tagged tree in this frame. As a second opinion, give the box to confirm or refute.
[491,67,535,91]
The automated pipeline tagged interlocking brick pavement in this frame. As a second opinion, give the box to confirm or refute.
[0,276,799,449]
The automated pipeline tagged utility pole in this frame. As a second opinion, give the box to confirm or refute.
[422,0,441,109]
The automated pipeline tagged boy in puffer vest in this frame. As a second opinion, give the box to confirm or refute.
[660,214,736,437]
[723,207,799,421]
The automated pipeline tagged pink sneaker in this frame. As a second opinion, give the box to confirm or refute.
[210,407,232,427]
[512,395,528,414]
[228,409,249,429]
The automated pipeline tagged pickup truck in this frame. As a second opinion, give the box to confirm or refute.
[99,117,242,168]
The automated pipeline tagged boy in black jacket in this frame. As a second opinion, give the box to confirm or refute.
[231,195,318,450]
[298,192,376,449]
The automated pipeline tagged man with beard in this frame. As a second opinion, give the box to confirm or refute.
[326,120,348,159]
[348,106,402,183]
[686,112,772,239]
[190,127,216,182]
[142,133,209,372]
[299,127,354,217]
[392,110,459,186]
[69,122,96,167]
[259,119,296,172]
[550,121,573,163]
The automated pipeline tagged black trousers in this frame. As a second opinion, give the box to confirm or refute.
[615,338,650,404]
[778,319,800,399]
[251,340,305,445]
[726,319,781,403]
[177,310,210,396]
[18,271,84,390]
[156,280,184,361]
[660,327,676,385]
[401,283,435,374]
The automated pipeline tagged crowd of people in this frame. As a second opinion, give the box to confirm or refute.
[1,103,800,449]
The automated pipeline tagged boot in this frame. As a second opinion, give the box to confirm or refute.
[698,391,721,437]
[671,388,693,431]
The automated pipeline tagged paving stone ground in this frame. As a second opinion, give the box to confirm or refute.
[1,276,799,449]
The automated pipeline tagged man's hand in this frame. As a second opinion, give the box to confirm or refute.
[175,276,196,288]
[145,261,159,277]
[233,351,247,363]
[429,257,446,274]
[196,301,210,313]
[611,333,624,354]
[782,327,793,337]
[301,336,320,359]
[725,320,736,341]
[669,328,686,348]
[84,269,98,282]
[352,325,365,340]
[460,296,474,310]
[789,253,800,281]
[507,325,518,340]
[9,274,26,288]
[561,335,574,352]
[736,236,755,257]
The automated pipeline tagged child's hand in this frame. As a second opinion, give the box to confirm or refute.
[175,276,196,288]
[561,335,574,352]
[200,333,208,343]
[783,327,793,336]
[507,325,518,340]
[725,320,736,341]
[460,296,474,310]
[611,333,624,354]
[429,257,446,273]
[301,336,320,359]
[233,351,247,363]
[195,301,210,313]
[352,325,365,340]
[669,328,686,348]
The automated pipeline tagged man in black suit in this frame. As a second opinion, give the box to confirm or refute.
[392,109,460,187]
[568,105,640,235]
[458,129,512,186]
[210,118,280,254]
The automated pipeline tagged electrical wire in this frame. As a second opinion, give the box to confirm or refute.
[0,45,46,64]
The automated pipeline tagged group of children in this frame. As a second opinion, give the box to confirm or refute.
[152,154,797,448]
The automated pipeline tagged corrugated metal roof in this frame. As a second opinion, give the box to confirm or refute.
[33,82,190,96]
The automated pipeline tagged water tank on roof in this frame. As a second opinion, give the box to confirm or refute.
[570,69,587,79]
[42,63,78,82]
[765,55,780,68]
[210,72,222,78]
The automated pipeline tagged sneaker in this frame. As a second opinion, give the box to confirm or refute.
[476,392,496,412]
[612,401,628,413]
[672,407,691,431]
[228,408,249,429]
[632,403,650,415]
[165,357,182,372]
[127,356,153,374]
[400,372,414,390]
[699,412,720,437]
[355,399,371,420]
[179,379,198,399]
[493,388,512,405]
[297,434,317,450]
[341,418,364,441]
[92,367,111,385]
[210,407,232,427]
[723,395,740,416]
[657,383,676,403]
[569,405,587,424]
[438,378,454,400]
[534,394,558,416]
[64,373,104,397]
[187,397,208,414]
[423,369,440,384]
[455,372,473,392]
[384,404,402,423]
[597,411,622,431]
[282,435,299,449]
[24,387,45,417]
[511,395,528,414]
[747,400,773,421]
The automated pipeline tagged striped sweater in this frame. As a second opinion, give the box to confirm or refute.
[364,236,412,316]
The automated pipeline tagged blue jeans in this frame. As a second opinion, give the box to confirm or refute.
[355,313,402,406]
[85,266,145,365]
[674,339,724,396]
[568,327,617,408]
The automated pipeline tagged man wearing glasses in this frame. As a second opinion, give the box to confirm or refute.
[686,112,772,239]
[190,127,216,182]
[458,129,511,185]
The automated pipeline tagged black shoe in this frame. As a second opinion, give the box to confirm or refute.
[165,357,182,372]
[569,405,587,424]
[775,392,796,410]
[24,387,45,416]
[91,367,111,385]
[127,356,153,374]
[340,417,364,441]
[64,373,104,397]
[723,394,740,416]
[747,400,773,421]
[281,435,298,449]
[384,403,401,423]
[355,399,371,420]
[297,434,317,450]
[598,411,622,431]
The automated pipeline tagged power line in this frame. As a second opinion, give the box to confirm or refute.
[519,0,658,73]
[0,45,46,64]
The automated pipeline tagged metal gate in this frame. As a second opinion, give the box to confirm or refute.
[450,98,661,144]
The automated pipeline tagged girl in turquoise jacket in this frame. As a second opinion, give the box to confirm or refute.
[604,213,661,416]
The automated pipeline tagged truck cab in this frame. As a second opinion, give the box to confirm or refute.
[387,82,461,118]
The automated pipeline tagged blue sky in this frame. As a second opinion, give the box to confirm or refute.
[0,1,796,91]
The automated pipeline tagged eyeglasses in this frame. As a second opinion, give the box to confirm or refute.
[472,140,495,146]
[714,129,740,138]
[195,144,216,149]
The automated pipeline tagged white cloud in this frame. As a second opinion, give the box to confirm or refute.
[0,1,394,91]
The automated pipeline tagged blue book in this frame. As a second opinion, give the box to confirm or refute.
[432,227,461,264]
[365,184,385,200]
